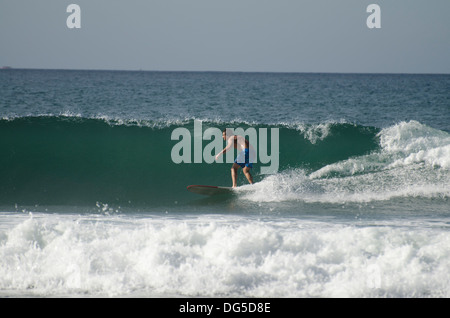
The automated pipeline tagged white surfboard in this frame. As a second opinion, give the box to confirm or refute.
[186,185,234,196]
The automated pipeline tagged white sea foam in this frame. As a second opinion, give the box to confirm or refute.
[0,213,449,297]
[241,121,450,204]
[379,120,450,169]
[241,164,449,204]
[296,122,333,144]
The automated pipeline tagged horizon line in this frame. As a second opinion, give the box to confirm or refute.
[1,67,449,76]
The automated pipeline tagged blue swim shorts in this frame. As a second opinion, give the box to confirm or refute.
[234,148,253,169]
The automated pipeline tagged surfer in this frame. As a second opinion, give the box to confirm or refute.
[215,129,254,188]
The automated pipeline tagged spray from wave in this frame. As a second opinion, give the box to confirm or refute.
[240,121,450,204]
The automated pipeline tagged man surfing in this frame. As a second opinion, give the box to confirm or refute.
[215,129,254,188]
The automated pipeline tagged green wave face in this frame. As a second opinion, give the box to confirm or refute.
[4,116,448,209]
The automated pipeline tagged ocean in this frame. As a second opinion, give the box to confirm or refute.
[0,69,449,298]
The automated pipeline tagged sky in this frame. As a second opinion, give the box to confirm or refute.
[1,0,449,73]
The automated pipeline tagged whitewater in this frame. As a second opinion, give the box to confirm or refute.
[1,212,449,298]
[0,70,449,297]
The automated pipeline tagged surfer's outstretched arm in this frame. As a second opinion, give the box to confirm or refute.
[215,137,233,161]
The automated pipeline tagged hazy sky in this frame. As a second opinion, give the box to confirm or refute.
[1,0,449,73]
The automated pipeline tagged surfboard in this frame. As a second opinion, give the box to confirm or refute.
[186,185,234,196]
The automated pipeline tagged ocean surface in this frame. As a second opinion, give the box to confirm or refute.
[0,69,449,297]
